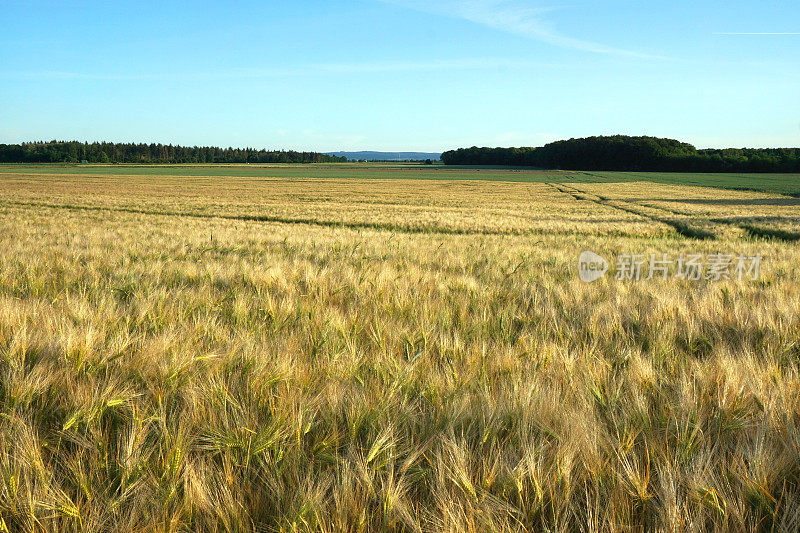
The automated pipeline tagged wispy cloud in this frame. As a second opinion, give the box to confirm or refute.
[0,57,565,81]
[714,32,800,35]
[0,70,159,81]
[380,0,663,59]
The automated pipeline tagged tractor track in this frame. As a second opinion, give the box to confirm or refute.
[547,183,715,240]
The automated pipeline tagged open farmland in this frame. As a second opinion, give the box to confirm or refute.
[2,163,800,195]
[1,166,799,531]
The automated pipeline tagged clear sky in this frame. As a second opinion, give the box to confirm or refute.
[1,0,798,152]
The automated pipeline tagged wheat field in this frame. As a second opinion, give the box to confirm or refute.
[0,169,799,532]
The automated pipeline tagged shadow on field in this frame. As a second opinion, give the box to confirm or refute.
[631,198,800,206]
[710,216,800,223]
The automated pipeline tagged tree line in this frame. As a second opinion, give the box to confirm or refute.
[0,141,347,164]
[441,136,800,173]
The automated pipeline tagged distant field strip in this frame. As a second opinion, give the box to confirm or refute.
[580,170,800,196]
[3,165,800,194]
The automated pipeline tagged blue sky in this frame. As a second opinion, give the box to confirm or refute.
[1,0,798,151]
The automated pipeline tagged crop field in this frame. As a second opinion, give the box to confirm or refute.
[3,163,800,195]
[0,166,799,531]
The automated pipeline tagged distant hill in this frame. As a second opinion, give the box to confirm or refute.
[326,151,441,161]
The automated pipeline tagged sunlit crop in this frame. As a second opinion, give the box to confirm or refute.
[0,169,798,531]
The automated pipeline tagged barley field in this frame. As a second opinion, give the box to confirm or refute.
[0,166,799,532]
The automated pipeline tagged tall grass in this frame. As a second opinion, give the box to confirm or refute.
[0,176,798,531]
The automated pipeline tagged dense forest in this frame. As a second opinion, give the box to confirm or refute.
[0,141,347,164]
[441,136,800,172]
